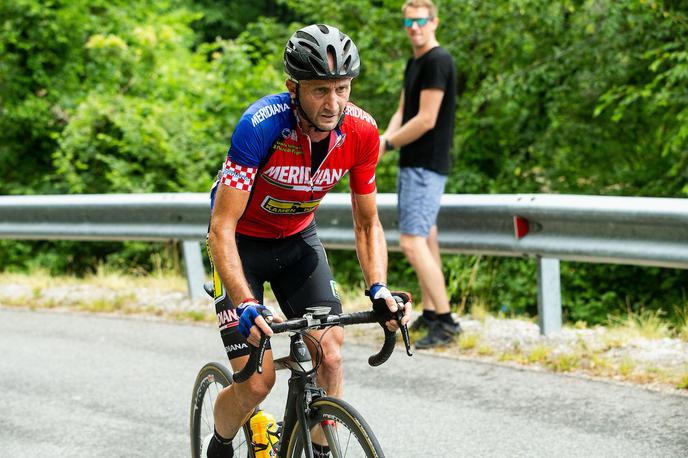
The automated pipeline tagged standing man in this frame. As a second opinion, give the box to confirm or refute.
[205,24,410,458]
[379,0,460,349]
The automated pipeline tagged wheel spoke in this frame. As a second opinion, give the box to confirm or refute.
[190,364,254,458]
[289,399,383,457]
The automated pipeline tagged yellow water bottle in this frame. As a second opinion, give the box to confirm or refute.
[250,409,278,457]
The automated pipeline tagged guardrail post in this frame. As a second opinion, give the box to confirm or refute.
[537,256,562,335]
[181,240,205,300]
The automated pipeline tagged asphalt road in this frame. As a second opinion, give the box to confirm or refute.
[1,308,686,457]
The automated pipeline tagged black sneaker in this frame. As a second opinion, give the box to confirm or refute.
[414,321,461,349]
[408,314,433,332]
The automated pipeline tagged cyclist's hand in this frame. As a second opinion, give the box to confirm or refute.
[389,291,412,329]
[236,301,281,347]
[369,284,412,331]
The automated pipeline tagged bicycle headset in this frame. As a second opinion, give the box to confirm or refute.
[283,24,361,132]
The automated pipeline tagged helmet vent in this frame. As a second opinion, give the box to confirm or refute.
[343,55,352,72]
[300,41,318,55]
[296,31,317,44]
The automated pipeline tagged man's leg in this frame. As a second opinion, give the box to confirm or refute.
[401,234,459,349]
[214,354,277,439]
[397,168,459,348]
[417,225,437,319]
[399,233,451,314]
[268,224,343,455]
[305,326,345,397]
[419,224,443,312]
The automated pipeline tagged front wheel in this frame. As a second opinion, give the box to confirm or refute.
[189,362,253,458]
[284,397,384,458]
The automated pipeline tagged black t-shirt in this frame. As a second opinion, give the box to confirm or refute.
[399,46,456,175]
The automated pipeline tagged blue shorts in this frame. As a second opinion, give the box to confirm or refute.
[397,167,447,237]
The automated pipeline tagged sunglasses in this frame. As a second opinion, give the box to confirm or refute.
[403,17,433,28]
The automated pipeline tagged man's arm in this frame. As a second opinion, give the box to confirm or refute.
[378,91,404,159]
[208,184,277,342]
[351,191,388,287]
[381,88,445,152]
[207,184,254,305]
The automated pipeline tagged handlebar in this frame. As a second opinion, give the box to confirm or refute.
[232,294,412,383]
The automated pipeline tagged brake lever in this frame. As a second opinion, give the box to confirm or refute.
[255,308,274,375]
[394,301,413,357]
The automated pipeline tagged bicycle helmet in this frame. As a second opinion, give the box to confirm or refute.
[284,24,360,81]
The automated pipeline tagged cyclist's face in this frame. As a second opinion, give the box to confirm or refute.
[295,78,351,131]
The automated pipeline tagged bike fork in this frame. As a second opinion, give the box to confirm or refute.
[297,398,314,458]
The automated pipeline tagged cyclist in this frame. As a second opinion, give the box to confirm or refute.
[204,24,411,458]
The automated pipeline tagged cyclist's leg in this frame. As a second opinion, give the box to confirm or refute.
[270,225,344,448]
[270,225,343,394]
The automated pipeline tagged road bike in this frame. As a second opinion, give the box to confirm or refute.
[190,292,412,458]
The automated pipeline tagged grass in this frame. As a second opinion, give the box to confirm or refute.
[0,269,208,323]
[443,306,688,391]
[618,356,637,377]
[468,300,490,322]
[548,354,581,372]
[672,304,688,342]
[0,266,187,292]
[526,345,551,364]
[607,308,672,340]
[678,371,688,390]
[458,332,479,350]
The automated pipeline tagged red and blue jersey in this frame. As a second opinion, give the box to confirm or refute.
[210,92,380,238]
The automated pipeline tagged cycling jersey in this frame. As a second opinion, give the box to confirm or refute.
[210,92,379,238]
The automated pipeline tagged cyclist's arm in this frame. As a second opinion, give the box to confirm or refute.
[209,185,274,340]
[351,192,411,328]
[351,191,388,288]
[207,184,255,307]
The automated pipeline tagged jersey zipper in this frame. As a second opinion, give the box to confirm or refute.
[309,130,341,198]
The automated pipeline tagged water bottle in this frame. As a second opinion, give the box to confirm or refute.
[250,409,278,457]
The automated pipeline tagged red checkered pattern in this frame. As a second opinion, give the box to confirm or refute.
[221,158,257,191]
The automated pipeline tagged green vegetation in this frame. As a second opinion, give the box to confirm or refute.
[1,0,687,326]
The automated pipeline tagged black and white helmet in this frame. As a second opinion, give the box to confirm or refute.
[284,24,360,81]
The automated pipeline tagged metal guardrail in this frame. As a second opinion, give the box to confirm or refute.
[1,193,687,334]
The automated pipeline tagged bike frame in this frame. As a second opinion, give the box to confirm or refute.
[227,300,412,458]
[271,332,326,458]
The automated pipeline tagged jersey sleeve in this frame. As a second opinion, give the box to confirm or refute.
[348,123,379,196]
[219,117,264,192]
[219,94,291,192]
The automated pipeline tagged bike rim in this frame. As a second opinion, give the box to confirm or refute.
[287,398,383,458]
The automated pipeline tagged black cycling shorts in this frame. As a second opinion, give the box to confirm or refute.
[208,222,342,360]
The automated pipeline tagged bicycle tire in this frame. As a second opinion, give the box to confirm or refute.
[189,362,254,458]
[284,397,384,458]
